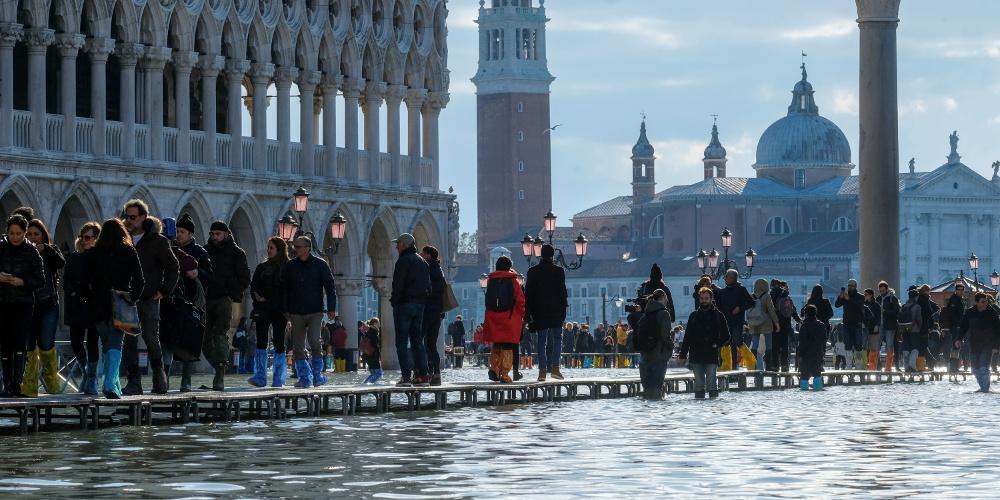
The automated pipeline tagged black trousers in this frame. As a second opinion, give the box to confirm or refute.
[70,324,100,365]
[0,303,32,392]
[256,311,288,353]
[773,329,790,371]
[422,312,443,374]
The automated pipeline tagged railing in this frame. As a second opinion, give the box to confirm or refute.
[4,110,437,190]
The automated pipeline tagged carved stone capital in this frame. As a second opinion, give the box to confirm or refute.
[425,91,450,110]
[384,84,407,104]
[274,67,299,86]
[405,88,428,108]
[198,54,226,77]
[172,51,200,73]
[225,58,250,79]
[23,28,55,51]
[142,46,172,70]
[84,37,115,61]
[0,23,23,48]
[249,62,275,83]
[54,33,85,57]
[335,279,365,297]
[320,73,343,91]
[115,43,146,66]
[341,78,365,97]
[296,69,321,90]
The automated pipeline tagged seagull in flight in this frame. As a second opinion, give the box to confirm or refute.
[543,124,563,134]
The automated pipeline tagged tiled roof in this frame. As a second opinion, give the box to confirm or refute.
[573,196,632,219]
[758,231,859,256]
[653,177,797,200]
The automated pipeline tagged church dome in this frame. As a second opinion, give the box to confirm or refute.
[753,65,853,171]
[631,120,655,159]
[703,123,727,160]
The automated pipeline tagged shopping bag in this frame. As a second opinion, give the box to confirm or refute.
[442,283,460,312]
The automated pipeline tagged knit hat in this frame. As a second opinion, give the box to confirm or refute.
[178,252,198,273]
[210,220,230,233]
[177,213,195,233]
[847,279,858,288]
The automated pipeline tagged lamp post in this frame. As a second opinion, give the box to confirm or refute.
[278,186,347,257]
[601,291,624,331]
[991,270,999,288]
[519,211,588,270]
[969,252,980,291]
[697,228,756,279]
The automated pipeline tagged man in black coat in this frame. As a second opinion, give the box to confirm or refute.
[390,233,431,387]
[282,235,337,388]
[525,244,568,381]
[204,220,251,391]
[679,287,730,399]
[943,282,968,375]
[714,269,754,369]
[123,200,180,395]
[448,315,467,368]
[957,292,1000,392]
[835,279,866,369]
[174,213,213,288]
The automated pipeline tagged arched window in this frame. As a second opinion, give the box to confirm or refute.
[832,216,854,232]
[648,215,663,238]
[765,216,791,235]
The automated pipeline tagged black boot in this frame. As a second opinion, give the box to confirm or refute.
[212,363,226,391]
[179,362,193,393]
[122,363,143,396]
[0,355,11,397]
[10,352,27,397]
[150,358,168,394]
[708,390,719,399]
[694,391,706,399]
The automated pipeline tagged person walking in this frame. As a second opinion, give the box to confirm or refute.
[421,245,446,385]
[745,278,779,371]
[691,275,720,310]
[482,256,525,384]
[957,292,1000,392]
[248,236,289,388]
[863,288,882,370]
[448,315,466,369]
[122,200,179,395]
[679,287,730,399]
[21,219,65,397]
[797,304,828,391]
[898,288,925,372]
[876,281,901,373]
[639,264,676,323]
[770,281,800,372]
[361,317,383,383]
[204,221,251,391]
[160,248,205,392]
[174,213,213,287]
[804,285,834,333]
[84,219,144,399]
[943,282,968,378]
[636,289,674,399]
[389,233,431,387]
[917,284,940,372]
[715,269,754,372]
[63,222,101,394]
[0,215,44,398]
[525,244,568,381]
[835,279,865,369]
[282,236,337,388]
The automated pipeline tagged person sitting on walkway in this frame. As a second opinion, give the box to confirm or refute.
[483,256,525,384]
[797,305,828,391]
[679,287,730,399]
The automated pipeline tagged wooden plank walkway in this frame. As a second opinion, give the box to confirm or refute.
[0,370,950,434]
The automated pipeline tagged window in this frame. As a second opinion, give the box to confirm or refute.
[518,160,524,172]
[461,309,468,322]
[832,216,854,232]
[648,214,663,238]
[620,286,627,297]
[683,285,690,296]
[518,190,525,200]
[600,287,607,297]
[581,288,588,298]
[517,101,524,112]
[765,216,791,235]
[517,130,524,142]
[809,218,818,232]
[794,169,806,188]
[823,266,831,281]
[567,287,573,298]
[462,288,468,299]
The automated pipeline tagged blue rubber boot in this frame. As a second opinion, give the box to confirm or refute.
[272,353,287,387]
[102,349,123,399]
[247,349,269,387]
[799,378,810,391]
[363,369,384,384]
[83,362,99,395]
[811,376,824,391]
[312,357,327,386]
[294,359,313,388]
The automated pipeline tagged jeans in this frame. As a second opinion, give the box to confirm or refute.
[393,302,427,379]
[972,349,992,391]
[256,311,287,353]
[124,298,163,376]
[690,363,718,393]
[879,329,896,353]
[289,312,324,361]
[28,299,59,351]
[451,336,465,368]
[422,311,443,374]
[751,333,773,370]
[535,327,563,370]
[727,321,743,368]
[639,355,668,399]
[843,323,864,351]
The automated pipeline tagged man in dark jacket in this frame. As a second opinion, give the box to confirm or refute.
[797,304,828,390]
[204,220,251,390]
[175,213,213,288]
[957,292,1000,392]
[835,279,865,369]
[525,244,568,381]
[421,245,446,385]
[282,235,337,388]
[876,281,900,372]
[944,282,968,376]
[123,200,180,395]
[714,269,753,370]
[638,289,674,399]
[679,287,730,399]
[448,315,467,368]
[390,233,431,387]
[917,284,939,371]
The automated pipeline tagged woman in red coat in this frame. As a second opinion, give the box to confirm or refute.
[483,256,525,383]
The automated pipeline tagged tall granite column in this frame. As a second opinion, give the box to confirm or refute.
[143,46,171,161]
[297,70,320,177]
[385,84,405,186]
[405,88,426,188]
[373,279,398,370]
[423,92,448,191]
[856,0,901,290]
[320,75,341,179]
[342,78,362,182]
[362,81,386,184]
[335,280,363,371]
[199,55,225,166]
[56,34,85,153]
[0,23,21,148]
[274,67,297,175]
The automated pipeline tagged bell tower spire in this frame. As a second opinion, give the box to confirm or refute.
[703,117,728,179]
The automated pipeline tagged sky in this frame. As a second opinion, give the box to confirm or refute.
[437,0,1000,233]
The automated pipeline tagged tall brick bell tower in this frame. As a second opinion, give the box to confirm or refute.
[473,0,555,256]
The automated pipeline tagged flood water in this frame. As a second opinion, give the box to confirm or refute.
[1,368,999,498]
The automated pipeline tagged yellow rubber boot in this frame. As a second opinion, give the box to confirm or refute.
[39,348,64,394]
[20,349,40,398]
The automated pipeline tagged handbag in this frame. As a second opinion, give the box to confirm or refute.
[111,290,142,336]
[442,282,459,312]
[162,296,205,362]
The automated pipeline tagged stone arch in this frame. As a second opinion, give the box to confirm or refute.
[0,174,40,216]
[80,0,112,38]
[339,35,360,78]
[168,7,197,52]
[423,51,445,92]
[270,19,295,67]
[245,13,271,63]
[294,25,318,71]
[317,30,340,75]
[390,0,414,51]
[50,0,80,34]
[431,0,446,58]
[382,43,403,84]
[16,0,48,28]
[410,208,442,250]
[52,183,102,252]
[110,0,140,43]
[227,193,266,266]
[360,39,382,83]
[118,183,161,218]
[403,47,423,88]
[173,189,214,237]
[139,1,168,47]
[220,8,246,59]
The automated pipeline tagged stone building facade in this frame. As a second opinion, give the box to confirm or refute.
[0,0,456,370]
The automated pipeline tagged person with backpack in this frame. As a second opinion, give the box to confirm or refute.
[361,317,383,384]
[898,288,925,372]
[917,284,940,371]
[863,288,881,370]
[835,279,866,370]
[715,269,754,372]
[448,315,466,368]
[797,304,828,391]
[876,281,901,372]
[638,264,676,324]
[943,282,968,378]
[636,289,674,399]
[745,278,780,371]
[957,292,1000,392]
[389,233,431,387]
[482,256,525,384]
[679,287,730,399]
[771,280,800,372]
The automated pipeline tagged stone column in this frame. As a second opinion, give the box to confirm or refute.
[0,23,21,148]
[55,34,84,153]
[250,63,274,173]
[335,279,363,371]
[297,70,320,177]
[405,89,427,188]
[423,92,448,191]
[373,279,398,370]
[225,58,249,170]
[172,51,198,164]
[384,84,405,186]
[199,54,225,166]
[342,78,362,182]
[25,29,54,151]
[362,81,386,184]
[856,0,901,290]
[116,43,145,161]
[928,213,940,282]
[990,215,1000,275]
[143,46,171,161]
[321,74,341,179]
[84,38,113,157]
[274,67,297,175]
[312,95,321,144]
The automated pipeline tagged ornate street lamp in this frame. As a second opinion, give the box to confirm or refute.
[479,273,489,292]
[697,228,756,279]
[991,270,999,288]
[543,210,557,241]
[293,186,310,214]
[519,212,588,271]
[327,213,347,254]
[520,233,534,260]
[969,251,980,290]
[277,214,299,241]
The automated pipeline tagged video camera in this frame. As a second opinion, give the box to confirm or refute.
[624,296,646,314]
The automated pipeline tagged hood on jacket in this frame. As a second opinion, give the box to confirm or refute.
[753,278,769,296]
[488,270,517,280]
[649,264,663,282]
[644,298,666,314]
[810,285,824,300]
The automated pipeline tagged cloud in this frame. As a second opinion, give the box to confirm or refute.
[942,97,958,111]
[550,17,681,48]
[656,78,697,88]
[921,38,1000,58]
[991,115,1000,125]
[832,89,858,115]
[652,139,710,174]
[780,20,853,40]
[448,5,479,31]
[450,80,476,96]
[899,99,927,117]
